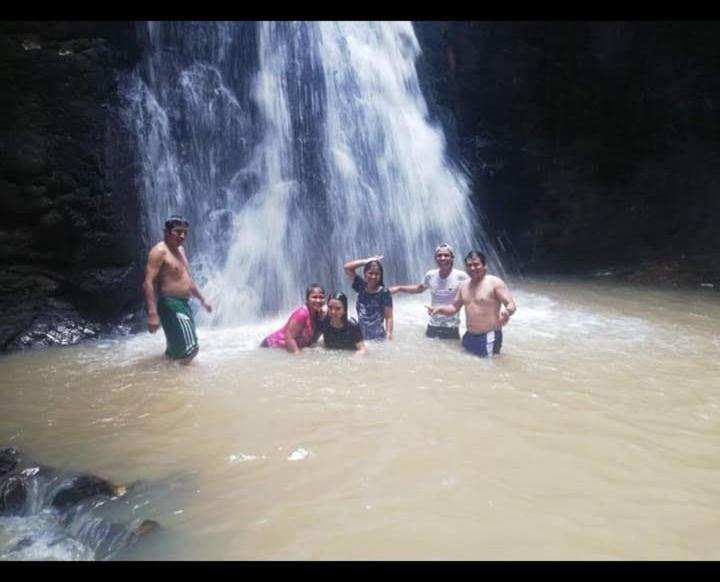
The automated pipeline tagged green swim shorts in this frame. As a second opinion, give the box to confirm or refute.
[157,296,199,359]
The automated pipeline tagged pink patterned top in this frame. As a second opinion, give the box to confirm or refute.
[264,306,317,349]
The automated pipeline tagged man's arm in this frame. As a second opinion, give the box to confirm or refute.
[428,285,464,317]
[389,283,426,295]
[180,247,212,313]
[143,247,164,333]
[495,278,517,326]
[189,281,212,313]
[344,255,383,283]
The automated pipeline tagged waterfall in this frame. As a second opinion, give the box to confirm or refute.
[125,21,497,325]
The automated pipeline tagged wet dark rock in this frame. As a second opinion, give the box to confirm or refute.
[0,264,142,350]
[6,512,160,560]
[0,448,20,477]
[0,463,56,515]
[0,475,27,515]
[62,515,161,560]
[0,459,118,517]
[414,22,720,283]
[11,537,34,552]
[584,253,720,289]
[0,21,145,354]
[51,475,118,510]
[118,519,160,556]
[0,447,160,560]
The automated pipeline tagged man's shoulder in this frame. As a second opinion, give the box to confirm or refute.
[480,274,507,292]
[148,241,168,259]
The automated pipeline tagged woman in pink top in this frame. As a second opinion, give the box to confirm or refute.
[260,284,326,353]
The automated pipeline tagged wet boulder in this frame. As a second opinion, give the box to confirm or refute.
[92,518,160,560]
[0,447,161,560]
[0,448,20,476]
[0,464,55,515]
[0,474,27,515]
[51,474,119,510]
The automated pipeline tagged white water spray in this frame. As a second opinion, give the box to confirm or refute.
[126,21,497,325]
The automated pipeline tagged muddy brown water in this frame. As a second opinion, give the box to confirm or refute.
[1,278,719,560]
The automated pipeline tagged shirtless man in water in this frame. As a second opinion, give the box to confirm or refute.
[429,251,517,357]
[143,216,212,364]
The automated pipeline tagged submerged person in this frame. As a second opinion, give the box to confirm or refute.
[429,251,517,357]
[261,284,326,354]
[343,255,393,341]
[389,243,469,340]
[321,292,366,353]
[143,215,213,365]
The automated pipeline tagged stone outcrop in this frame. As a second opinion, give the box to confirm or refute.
[414,21,720,287]
[0,447,159,560]
[0,21,144,351]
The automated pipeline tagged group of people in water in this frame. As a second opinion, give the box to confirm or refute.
[144,216,517,364]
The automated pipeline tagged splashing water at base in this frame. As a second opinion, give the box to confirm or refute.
[2,279,719,560]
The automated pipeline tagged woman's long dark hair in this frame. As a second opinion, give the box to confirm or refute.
[326,291,349,327]
[363,260,385,288]
[305,283,326,344]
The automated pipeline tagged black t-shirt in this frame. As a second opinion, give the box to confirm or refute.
[322,318,363,350]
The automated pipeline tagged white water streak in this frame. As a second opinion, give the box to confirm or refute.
[127,22,494,326]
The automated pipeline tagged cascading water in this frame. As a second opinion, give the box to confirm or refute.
[0,467,159,561]
[125,21,498,326]
[124,22,259,286]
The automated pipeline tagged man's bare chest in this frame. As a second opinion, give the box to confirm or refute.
[465,284,495,307]
[161,255,188,278]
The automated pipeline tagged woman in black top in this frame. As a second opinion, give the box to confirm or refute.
[321,292,366,353]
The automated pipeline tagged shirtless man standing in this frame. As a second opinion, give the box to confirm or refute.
[429,251,517,357]
[143,216,213,364]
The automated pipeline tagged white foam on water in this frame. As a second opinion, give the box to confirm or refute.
[228,453,263,464]
[287,448,311,462]
[0,514,95,561]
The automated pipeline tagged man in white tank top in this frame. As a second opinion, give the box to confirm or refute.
[389,244,469,339]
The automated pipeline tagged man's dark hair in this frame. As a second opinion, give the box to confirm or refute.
[464,250,487,266]
[165,215,190,231]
